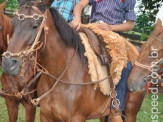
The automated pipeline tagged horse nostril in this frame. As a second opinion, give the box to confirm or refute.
[2,57,22,76]
[12,59,18,65]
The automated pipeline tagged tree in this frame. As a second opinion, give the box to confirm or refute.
[135,0,163,34]
[0,0,18,10]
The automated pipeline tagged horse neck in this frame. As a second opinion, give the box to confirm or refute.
[39,11,85,80]
[39,13,69,75]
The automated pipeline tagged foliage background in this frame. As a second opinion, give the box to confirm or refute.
[135,0,163,34]
[0,0,18,10]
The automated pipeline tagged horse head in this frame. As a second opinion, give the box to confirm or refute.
[1,0,52,75]
[128,19,163,92]
[2,0,83,76]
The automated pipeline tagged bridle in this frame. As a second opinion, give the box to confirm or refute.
[135,34,163,72]
[133,35,163,95]
[135,58,163,72]
[151,34,163,44]
[2,7,48,59]
[1,5,47,99]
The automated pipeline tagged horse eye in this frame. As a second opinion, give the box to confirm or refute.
[33,25,38,29]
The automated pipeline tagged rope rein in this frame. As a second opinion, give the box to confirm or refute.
[135,58,163,72]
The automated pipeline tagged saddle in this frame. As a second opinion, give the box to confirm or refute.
[79,27,111,66]
[78,23,139,95]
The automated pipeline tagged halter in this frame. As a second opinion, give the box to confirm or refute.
[135,35,163,72]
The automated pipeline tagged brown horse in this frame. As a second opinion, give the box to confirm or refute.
[128,18,163,92]
[126,16,163,122]
[125,14,163,122]
[0,2,10,59]
[1,1,145,122]
[0,2,38,122]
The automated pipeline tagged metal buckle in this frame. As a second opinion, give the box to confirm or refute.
[33,14,40,20]
[3,51,12,58]
[18,14,25,21]
[112,99,120,108]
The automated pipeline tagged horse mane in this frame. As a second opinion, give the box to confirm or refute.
[50,7,85,59]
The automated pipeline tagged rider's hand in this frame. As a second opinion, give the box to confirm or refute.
[98,22,112,31]
[70,19,81,31]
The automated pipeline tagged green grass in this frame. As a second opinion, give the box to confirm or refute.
[136,94,163,122]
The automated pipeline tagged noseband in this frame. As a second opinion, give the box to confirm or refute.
[135,35,163,72]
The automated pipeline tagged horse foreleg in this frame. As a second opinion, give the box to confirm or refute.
[40,111,51,122]
[108,109,123,122]
[124,91,145,122]
[100,116,108,122]
[23,101,36,122]
[69,115,85,122]
[5,97,19,122]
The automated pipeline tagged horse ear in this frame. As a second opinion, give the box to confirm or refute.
[0,1,6,12]
[38,0,54,8]
[37,0,53,12]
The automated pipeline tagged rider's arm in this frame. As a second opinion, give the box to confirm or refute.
[98,20,135,32]
[71,0,89,30]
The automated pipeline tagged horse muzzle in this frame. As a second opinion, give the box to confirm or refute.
[2,57,22,76]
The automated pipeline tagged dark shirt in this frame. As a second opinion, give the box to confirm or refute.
[89,0,136,25]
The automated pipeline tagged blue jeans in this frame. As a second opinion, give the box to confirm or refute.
[111,62,132,111]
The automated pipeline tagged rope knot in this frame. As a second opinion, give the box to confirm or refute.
[16,92,23,98]
[31,98,40,106]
